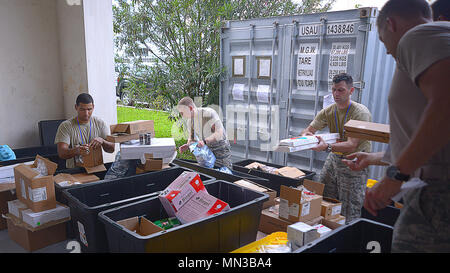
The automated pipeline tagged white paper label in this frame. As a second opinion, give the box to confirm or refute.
[78,221,88,247]
[328,42,350,87]
[301,201,311,216]
[279,198,289,219]
[323,93,335,109]
[338,219,345,225]
[300,24,321,36]
[20,178,27,199]
[256,85,270,103]
[233,58,244,75]
[258,59,271,78]
[297,43,318,91]
[332,205,342,215]
[289,203,300,218]
[28,186,47,202]
[232,83,245,101]
[326,23,355,35]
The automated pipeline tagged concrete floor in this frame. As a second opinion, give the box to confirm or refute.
[0,228,267,253]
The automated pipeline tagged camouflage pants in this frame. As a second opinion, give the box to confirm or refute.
[208,139,233,170]
[392,182,450,253]
[319,152,368,223]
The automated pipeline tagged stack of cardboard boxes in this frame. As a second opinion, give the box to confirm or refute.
[257,179,346,251]
[274,133,340,153]
[4,155,70,252]
[344,120,390,143]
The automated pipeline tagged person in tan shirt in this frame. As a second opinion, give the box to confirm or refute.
[54,93,115,169]
[300,73,372,223]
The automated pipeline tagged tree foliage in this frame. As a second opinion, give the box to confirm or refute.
[113,0,335,108]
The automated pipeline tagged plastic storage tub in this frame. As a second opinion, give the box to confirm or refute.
[232,159,315,195]
[294,219,394,253]
[361,206,401,227]
[98,180,268,253]
[63,166,215,253]
[0,145,65,170]
[173,159,270,185]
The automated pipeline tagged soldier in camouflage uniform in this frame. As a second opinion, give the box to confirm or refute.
[300,73,372,223]
[177,97,232,169]
[344,0,450,252]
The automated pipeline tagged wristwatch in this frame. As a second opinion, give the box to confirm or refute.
[386,165,410,182]
[326,143,332,153]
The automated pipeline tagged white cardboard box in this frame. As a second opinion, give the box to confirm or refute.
[279,133,339,147]
[175,190,230,224]
[21,202,70,228]
[7,199,28,219]
[287,222,319,251]
[158,171,206,217]
[312,224,332,237]
[120,138,177,161]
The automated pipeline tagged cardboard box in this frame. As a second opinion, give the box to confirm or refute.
[279,182,323,223]
[274,139,338,153]
[136,164,171,174]
[0,185,16,230]
[324,215,346,227]
[13,156,57,213]
[175,190,230,224]
[274,166,306,179]
[54,173,81,187]
[110,120,155,135]
[312,223,332,237]
[140,153,163,171]
[279,133,340,147]
[71,173,100,184]
[117,216,163,236]
[258,205,292,234]
[287,222,320,250]
[22,202,70,228]
[344,120,390,143]
[7,199,28,220]
[6,213,67,252]
[76,146,106,174]
[321,197,342,220]
[159,171,206,217]
[233,179,276,209]
[120,138,177,162]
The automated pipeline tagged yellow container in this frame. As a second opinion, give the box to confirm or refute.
[231,232,288,253]
[366,179,378,188]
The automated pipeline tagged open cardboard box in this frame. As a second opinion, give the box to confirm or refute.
[321,197,343,220]
[76,146,106,174]
[233,179,276,209]
[278,179,324,223]
[344,120,390,143]
[13,155,58,213]
[107,120,155,143]
[118,216,163,236]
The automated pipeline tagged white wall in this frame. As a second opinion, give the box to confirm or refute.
[0,0,117,157]
[0,0,65,148]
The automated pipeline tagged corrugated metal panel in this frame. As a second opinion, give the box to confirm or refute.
[220,8,395,180]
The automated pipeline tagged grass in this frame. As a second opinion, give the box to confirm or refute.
[117,106,195,160]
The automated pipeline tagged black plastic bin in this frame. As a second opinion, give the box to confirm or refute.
[232,159,316,195]
[0,145,66,170]
[63,166,215,253]
[294,219,394,253]
[98,180,269,253]
[361,205,401,227]
[173,159,270,185]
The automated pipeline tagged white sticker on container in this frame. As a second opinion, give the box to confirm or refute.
[326,23,355,35]
[289,203,300,218]
[78,221,88,247]
[279,198,289,219]
[27,186,47,202]
[332,205,342,215]
[301,201,311,216]
[20,178,27,199]
[328,42,351,84]
[300,24,321,36]
[297,43,318,91]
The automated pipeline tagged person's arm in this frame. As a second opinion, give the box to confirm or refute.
[57,142,88,160]
[300,125,317,136]
[312,136,360,153]
[89,137,115,153]
[301,109,327,136]
[342,151,388,171]
[394,57,450,176]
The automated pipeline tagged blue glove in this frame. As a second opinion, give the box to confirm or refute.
[0,145,16,161]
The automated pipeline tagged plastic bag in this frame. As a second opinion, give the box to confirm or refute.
[104,152,139,180]
[189,142,216,168]
[31,159,48,177]
[218,166,232,174]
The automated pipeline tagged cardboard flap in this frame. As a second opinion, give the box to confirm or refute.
[118,216,163,236]
[234,180,268,193]
[84,164,107,174]
[275,167,306,179]
[280,185,302,204]
[79,146,104,168]
[54,173,78,184]
[303,179,325,196]
[139,217,163,235]
[34,155,58,175]
[14,164,40,180]
[113,123,130,133]
[344,120,390,137]
[111,120,155,135]
[71,173,100,184]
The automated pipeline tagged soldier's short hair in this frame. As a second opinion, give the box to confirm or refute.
[177,97,195,107]
[332,73,353,87]
[377,0,432,28]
